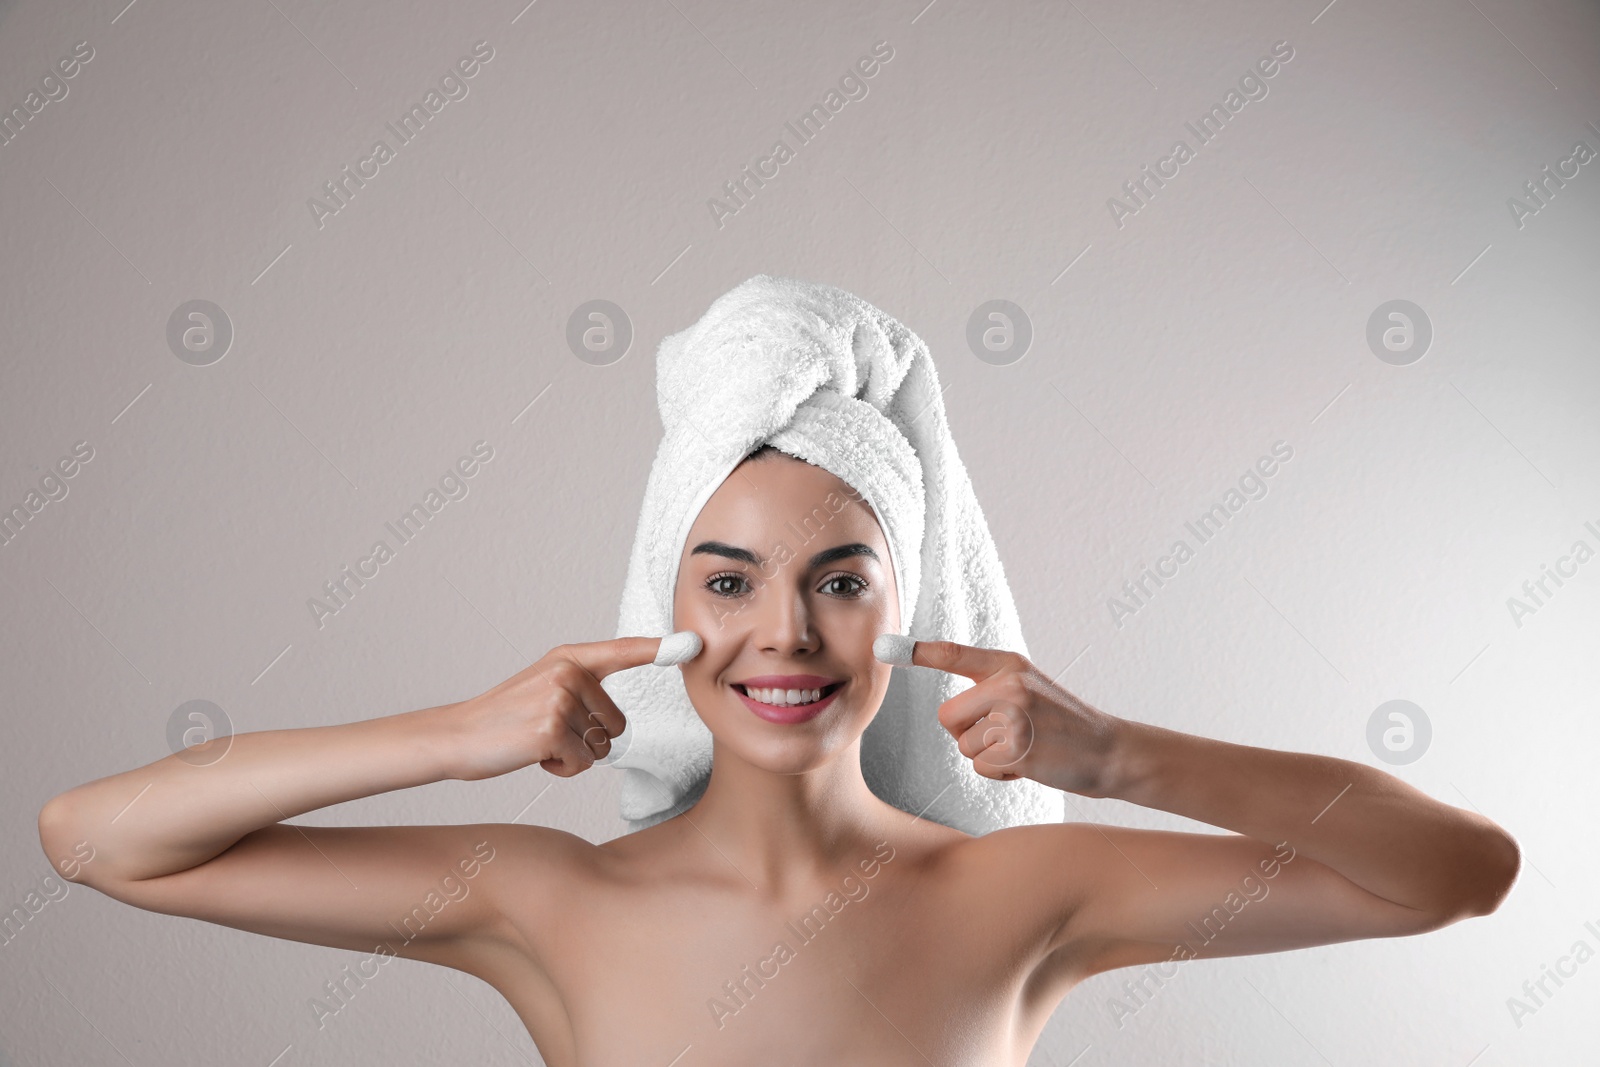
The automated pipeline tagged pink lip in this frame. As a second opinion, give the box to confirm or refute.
[733,682,844,724]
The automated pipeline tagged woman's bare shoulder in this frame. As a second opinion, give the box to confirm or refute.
[931,822,1090,901]
[476,821,608,872]
[453,821,618,922]
[483,817,687,888]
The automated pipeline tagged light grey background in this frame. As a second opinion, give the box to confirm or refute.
[3,0,1597,1064]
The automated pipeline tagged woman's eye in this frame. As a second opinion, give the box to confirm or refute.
[705,573,749,597]
[705,573,866,598]
[823,574,868,597]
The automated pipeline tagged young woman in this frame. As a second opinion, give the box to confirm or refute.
[37,444,1519,1066]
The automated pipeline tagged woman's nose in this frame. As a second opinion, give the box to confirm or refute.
[749,582,817,653]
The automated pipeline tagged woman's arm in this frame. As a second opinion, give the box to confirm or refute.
[35,637,662,966]
[902,638,1520,979]
[33,704,531,968]
[1101,720,1519,920]
[37,704,461,885]
[1023,720,1520,980]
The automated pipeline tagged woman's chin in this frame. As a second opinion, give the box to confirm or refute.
[705,725,855,775]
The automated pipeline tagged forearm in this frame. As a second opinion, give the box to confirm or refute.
[1102,719,1519,918]
[39,703,464,885]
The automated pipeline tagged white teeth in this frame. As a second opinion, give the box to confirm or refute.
[743,686,827,706]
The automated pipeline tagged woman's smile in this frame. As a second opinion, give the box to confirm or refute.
[732,679,847,724]
[669,449,900,756]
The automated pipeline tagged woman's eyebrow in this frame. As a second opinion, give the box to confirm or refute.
[690,540,880,570]
[808,542,880,569]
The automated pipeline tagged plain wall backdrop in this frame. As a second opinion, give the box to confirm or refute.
[2,0,1598,1063]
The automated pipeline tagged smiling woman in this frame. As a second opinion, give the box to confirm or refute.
[669,446,904,773]
[597,275,1066,841]
[36,275,1518,1067]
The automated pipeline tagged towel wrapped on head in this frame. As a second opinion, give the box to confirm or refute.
[600,274,1065,835]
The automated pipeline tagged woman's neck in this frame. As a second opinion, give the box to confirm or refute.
[679,740,903,894]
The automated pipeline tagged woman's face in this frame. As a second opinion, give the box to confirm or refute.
[671,452,900,773]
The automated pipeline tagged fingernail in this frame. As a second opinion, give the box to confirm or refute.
[655,630,703,666]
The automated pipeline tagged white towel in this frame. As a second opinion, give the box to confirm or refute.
[600,274,1065,835]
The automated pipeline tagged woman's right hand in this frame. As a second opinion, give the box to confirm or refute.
[449,637,666,782]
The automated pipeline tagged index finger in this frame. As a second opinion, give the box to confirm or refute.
[553,631,701,679]
[901,638,1027,682]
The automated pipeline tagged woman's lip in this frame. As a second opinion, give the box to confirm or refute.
[733,682,843,724]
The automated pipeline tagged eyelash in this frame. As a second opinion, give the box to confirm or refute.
[703,571,869,600]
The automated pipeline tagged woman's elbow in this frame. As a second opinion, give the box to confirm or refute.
[1472,828,1521,916]
[37,793,99,884]
[1446,827,1521,922]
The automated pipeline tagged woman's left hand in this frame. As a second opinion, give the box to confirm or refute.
[907,640,1126,797]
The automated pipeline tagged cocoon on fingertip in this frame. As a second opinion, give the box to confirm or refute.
[873,633,916,666]
[654,630,703,666]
